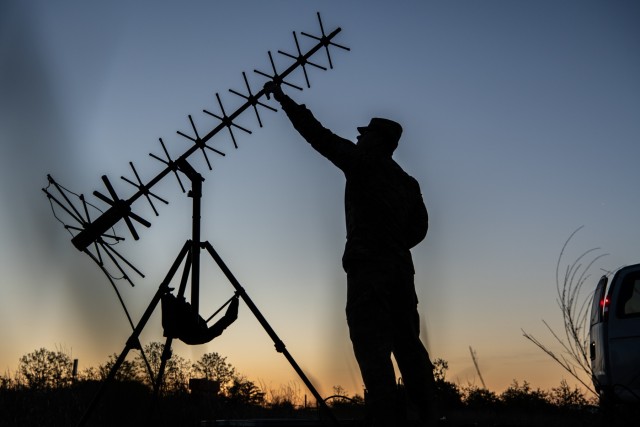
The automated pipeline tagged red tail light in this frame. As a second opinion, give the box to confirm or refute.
[600,295,610,320]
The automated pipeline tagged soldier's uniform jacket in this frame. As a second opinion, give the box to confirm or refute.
[279,95,428,274]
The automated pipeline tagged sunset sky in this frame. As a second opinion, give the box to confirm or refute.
[1,1,639,399]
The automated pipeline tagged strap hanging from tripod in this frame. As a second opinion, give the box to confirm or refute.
[161,292,239,345]
[204,293,239,323]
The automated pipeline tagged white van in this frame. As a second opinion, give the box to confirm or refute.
[589,263,640,403]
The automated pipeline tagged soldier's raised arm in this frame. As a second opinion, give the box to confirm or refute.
[263,82,356,172]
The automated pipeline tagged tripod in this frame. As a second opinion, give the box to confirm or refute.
[77,160,340,427]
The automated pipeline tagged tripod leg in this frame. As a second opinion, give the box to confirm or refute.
[76,292,163,427]
[149,244,190,402]
[76,241,192,427]
[152,244,191,399]
[202,242,341,427]
[144,335,174,426]
[153,336,174,399]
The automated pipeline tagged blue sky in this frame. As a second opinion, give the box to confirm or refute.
[1,0,639,398]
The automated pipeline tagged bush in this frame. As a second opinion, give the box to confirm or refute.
[549,379,590,409]
[431,357,463,410]
[462,385,500,409]
[500,380,551,412]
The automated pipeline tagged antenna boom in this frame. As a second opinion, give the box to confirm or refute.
[68,21,347,251]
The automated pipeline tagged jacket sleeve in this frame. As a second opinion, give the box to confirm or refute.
[279,94,357,172]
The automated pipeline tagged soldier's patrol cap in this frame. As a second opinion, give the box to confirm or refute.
[357,118,403,148]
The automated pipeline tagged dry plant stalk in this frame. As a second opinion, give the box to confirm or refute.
[522,226,611,397]
[469,346,486,389]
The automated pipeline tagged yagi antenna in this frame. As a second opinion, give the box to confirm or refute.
[46,12,348,257]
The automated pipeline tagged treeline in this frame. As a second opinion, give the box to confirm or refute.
[0,345,626,427]
[1,343,314,426]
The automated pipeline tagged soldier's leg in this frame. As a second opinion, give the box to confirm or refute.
[394,331,438,425]
[392,275,438,426]
[347,269,399,427]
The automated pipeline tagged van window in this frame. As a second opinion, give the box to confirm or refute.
[617,271,640,318]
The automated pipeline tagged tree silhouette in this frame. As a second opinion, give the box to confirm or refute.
[98,353,140,382]
[133,341,192,393]
[18,347,74,390]
[192,352,236,394]
[135,341,165,384]
[162,352,191,394]
[227,375,265,406]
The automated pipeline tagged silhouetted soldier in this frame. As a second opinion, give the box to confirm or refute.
[264,82,437,427]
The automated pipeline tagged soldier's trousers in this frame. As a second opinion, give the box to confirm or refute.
[346,266,436,426]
